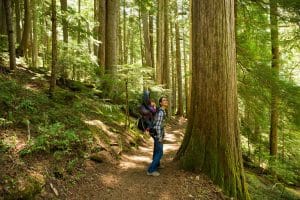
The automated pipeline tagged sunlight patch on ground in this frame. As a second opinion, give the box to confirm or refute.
[164,144,179,152]
[119,154,151,169]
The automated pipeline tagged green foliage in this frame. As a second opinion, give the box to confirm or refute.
[0,140,9,153]
[20,123,80,156]
[246,172,300,200]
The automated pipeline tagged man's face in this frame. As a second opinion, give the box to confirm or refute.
[161,98,168,108]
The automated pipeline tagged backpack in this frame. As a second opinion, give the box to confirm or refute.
[137,104,156,132]
[137,91,156,133]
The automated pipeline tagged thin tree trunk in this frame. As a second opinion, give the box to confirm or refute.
[15,0,21,44]
[156,0,162,84]
[149,15,154,69]
[122,0,128,64]
[77,0,81,44]
[0,1,7,35]
[94,0,98,55]
[98,0,105,68]
[175,1,183,116]
[269,0,279,158]
[170,21,176,113]
[49,0,57,96]
[4,0,16,70]
[17,0,31,57]
[141,10,153,68]
[31,0,38,68]
[138,10,145,66]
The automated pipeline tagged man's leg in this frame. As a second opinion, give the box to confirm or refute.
[148,137,162,173]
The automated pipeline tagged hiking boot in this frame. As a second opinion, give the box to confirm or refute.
[147,171,160,176]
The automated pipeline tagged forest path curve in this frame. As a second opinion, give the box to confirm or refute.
[60,117,223,200]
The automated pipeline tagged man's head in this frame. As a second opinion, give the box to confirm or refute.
[159,97,168,109]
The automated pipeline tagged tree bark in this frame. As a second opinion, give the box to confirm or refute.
[49,0,57,96]
[4,0,16,70]
[98,0,106,68]
[77,0,81,44]
[149,15,154,68]
[14,0,21,44]
[141,9,153,68]
[17,0,31,57]
[105,0,118,73]
[269,0,279,158]
[0,1,7,35]
[31,0,38,68]
[175,1,183,116]
[176,1,250,199]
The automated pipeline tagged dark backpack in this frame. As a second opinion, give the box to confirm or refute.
[137,104,156,133]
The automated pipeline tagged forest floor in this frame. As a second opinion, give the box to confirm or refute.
[1,65,299,200]
[39,117,224,200]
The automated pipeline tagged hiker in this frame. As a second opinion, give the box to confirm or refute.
[147,96,168,177]
[138,91,156,133]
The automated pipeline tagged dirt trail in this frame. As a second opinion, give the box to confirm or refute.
[52,117,223,200]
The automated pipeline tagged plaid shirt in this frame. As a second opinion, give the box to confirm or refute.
[153,108,166,141]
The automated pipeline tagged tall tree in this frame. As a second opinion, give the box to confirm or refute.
[97,0,106,68]
[0,1,7,35]
[60,0,68,44]
[140,5,153,68]
[175,0,183,116]
[60,0,68,79]
[4,0,16,70]
[269,0,280,157]
[31,0,38,68]
[49,0,57,96]
[105,0,118,73]
[77,0,81,44]
[17,0,31,57]
[175,0,250,199]
[14,0,21,44]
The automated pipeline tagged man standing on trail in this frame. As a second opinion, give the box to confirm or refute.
[147,97,168,176]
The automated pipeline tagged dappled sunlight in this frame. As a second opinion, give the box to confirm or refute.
[119,154,151,169]
[84,119,118,141]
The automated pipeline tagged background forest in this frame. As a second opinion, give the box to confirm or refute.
[0,0,299,199]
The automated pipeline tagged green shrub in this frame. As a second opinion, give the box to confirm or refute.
[20,123,81,156]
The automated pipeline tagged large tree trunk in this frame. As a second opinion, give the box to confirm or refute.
[105,0,118,73]
[103,0,118,97]
[49,0,57,96]
[175,1,250,199]
[269,0,279,158]
[4,0,16,70]
[97,0,106,68]
[17,0,31,57]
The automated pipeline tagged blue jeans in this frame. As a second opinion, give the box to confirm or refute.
[148,137,163,173]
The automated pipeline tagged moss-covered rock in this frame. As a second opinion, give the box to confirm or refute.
[3,173,45,200]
